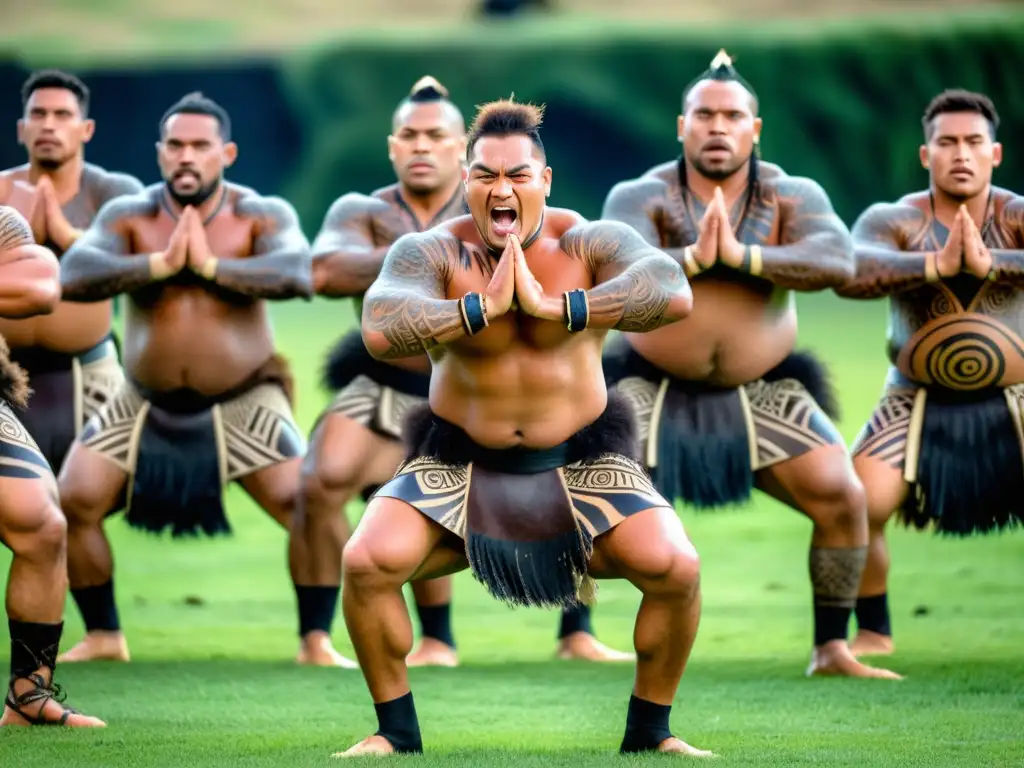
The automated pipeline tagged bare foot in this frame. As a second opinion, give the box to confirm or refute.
[57,631,130,663]
[851,630,895,657]
[0,673,106,727]
[332,735,395,757]
[658,736,716,757]
[557,632,635,662]
[406,637,458,668]
[297,631,358,668]
[807,640,903,679]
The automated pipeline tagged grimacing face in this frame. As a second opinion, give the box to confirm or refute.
[464,134,551,250]
[678,79,761,181]
[921,111,1001,201]
[388,101,466,194]
[157,112,237,205]
[18,87,94,168]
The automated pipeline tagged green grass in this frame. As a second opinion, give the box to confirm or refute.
[1,294,1023,766]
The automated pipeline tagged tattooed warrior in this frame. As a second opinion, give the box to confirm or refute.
[0,206,104,727]
[0,70,142,477]
[52,92,323,665]
[838,89,1024,657]
[334,99,709,759]
[600,50,900,680]
[301,76,627,669]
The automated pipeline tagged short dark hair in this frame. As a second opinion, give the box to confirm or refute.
[392,75,464,131]
[21,69,90,117]
[466,98,545,159]
[159,91,231,141]
[922,89,999,140]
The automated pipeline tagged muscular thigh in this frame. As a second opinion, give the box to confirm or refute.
[304,411,407,491]
[589,505,696,588]
[755,443,859,515]
[0,476,59,550]
[852,454,909,527]
[345,496,466,583]
[57,439,129,523]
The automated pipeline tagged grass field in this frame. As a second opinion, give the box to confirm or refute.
[0,294,1022,766]
[2,292,1024,765]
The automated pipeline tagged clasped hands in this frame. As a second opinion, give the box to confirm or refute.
[930,204,993,281]
[8,175,82,252]
[684,186,752,274]
[480,232,567,323]
[149,206,218,280]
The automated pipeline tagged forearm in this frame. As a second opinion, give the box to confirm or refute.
[59,248,155,301]
[989,250,1024,286]
[209,250,314,300]
[835,247,934,299]
[311,246,390,296]
[752,240,854,291]
[0,248,61,317]
[361,291,474,360]
[585,257,692,331]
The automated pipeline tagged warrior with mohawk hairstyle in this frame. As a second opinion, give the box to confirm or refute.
[601,50,901,680]
[335,97,708,758]
[302,78,626,670]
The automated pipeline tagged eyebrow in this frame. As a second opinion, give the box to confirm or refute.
[469,163,531,174]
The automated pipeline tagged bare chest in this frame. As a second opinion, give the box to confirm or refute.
[660,186,783,249]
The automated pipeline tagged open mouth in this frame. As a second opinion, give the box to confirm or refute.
[490,206,518,236]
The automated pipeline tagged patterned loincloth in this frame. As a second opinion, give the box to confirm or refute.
[317,329,429,440]
[0,399,55,485]
[852,370,1024,536]
[9,335,124,473]
[78,357,305,537]
[603,335,844,507]
[371,393,668,609]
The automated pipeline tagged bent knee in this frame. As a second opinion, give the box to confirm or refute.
[634,544,701,598]
[802,469,867,533]
[342,536,408,589]
[853,457,905,531]
[5,498,66,557]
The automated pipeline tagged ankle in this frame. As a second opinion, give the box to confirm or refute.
[620,694,673,753]
[373,691,423,753]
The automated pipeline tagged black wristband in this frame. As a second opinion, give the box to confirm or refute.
[564,288,589,332]
[459,291,488,335]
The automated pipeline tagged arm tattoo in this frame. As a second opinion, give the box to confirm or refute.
[563,220,692,332]
[361,231,467,359]
[311,194,390,296]
[98,171,146,204]
[59,195,157,302]
[836,203,931,299]
[217,195,314,300]
[987,198,1024,287]
[755,178,854,291]
[0,206,35,250]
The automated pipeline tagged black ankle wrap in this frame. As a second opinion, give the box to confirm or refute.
[416,603,455,649]
[619,694,673,753]
[70,580,120,632]
[9,620,63,678]
[557,603,593,639]
[295,585,339,636]
[374,691,423,753]
[855,593,892,636]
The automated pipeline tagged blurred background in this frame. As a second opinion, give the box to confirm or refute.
[2,3,1023,765]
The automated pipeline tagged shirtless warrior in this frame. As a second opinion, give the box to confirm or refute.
[0,70,142,476]
[51,92,338,665]
[0,206,104,727]
[335,99,710,758]
[838,90,1024,656]
[599,51,900,679]
[303,76,628,669]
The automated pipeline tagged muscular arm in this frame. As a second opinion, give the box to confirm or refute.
[209,196,313,300]
[311,194,390,296]
[361,231,471,360]
[835,203,933,299]
[751,178,854,291]
[0,206,61,318]
[563,220,693,331]
[985,199,1024,287]
[57,196,157,302]
[600,178,699,274]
